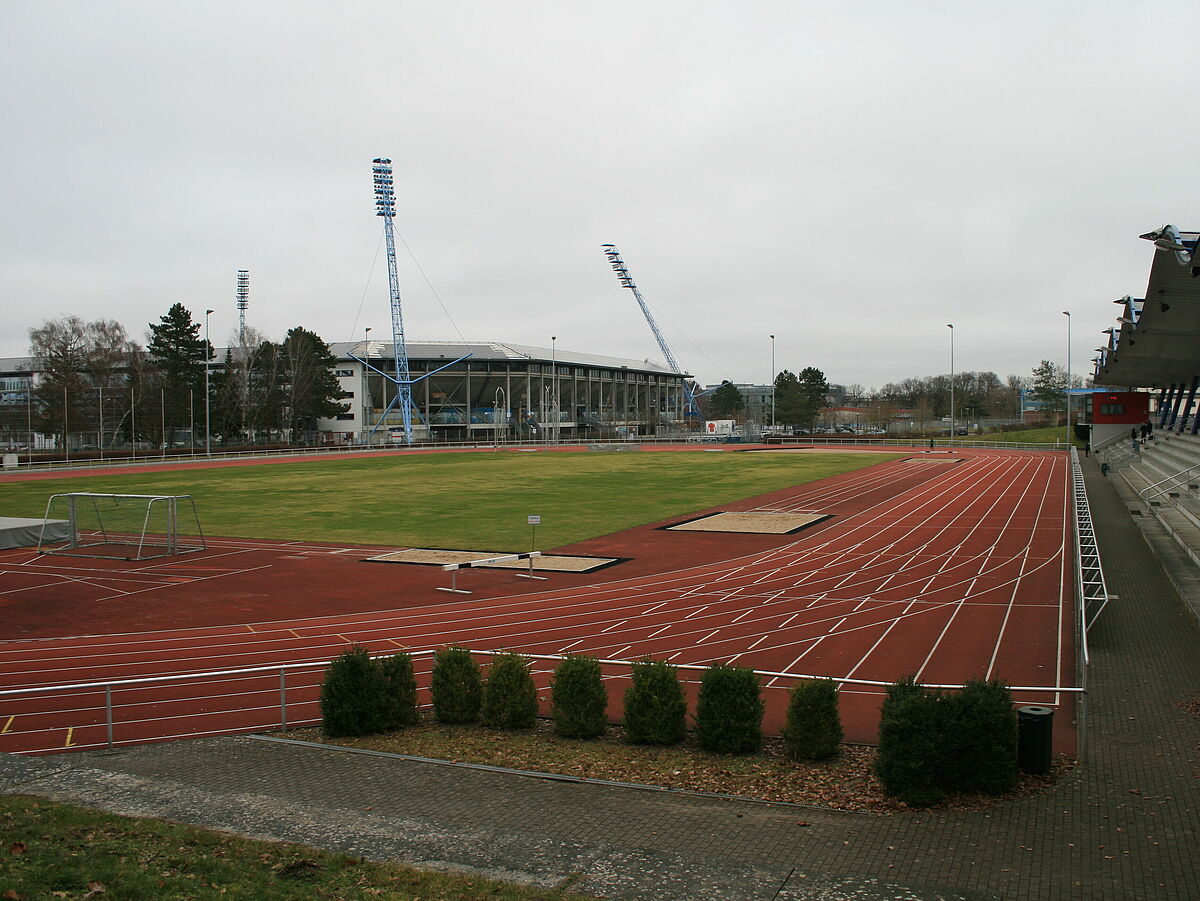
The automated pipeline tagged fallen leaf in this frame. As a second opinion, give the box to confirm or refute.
[9,842,25,856]
[86,882,106,894]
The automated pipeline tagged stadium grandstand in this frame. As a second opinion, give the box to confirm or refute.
[1093,224,1200,584]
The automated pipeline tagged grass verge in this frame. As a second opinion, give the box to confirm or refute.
[0,793,594,900]
[284,718,1073,815]
[0,450,902,548]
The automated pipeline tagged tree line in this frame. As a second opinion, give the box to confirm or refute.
[700,358,1080,434]
[16,305,349,450]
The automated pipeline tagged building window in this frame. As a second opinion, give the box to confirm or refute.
[335,369,354,378]
[335,413,356,421]
[1100,403,1125,416]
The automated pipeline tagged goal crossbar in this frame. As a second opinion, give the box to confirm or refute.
[38,492,207,560]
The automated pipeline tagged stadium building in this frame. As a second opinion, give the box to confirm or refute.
[324,339,692,445]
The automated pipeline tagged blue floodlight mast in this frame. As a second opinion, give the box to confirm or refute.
[372,158,416,445]
[601,244,701,421]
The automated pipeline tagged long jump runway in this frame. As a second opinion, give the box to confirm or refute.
[0,448,1076,755]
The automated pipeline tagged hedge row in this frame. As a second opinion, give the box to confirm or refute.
[320,650,844,760]
[320,653,1022,804]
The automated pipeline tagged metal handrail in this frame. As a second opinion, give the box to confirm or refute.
[0,647,1082,756]
[1138,462,1200,501]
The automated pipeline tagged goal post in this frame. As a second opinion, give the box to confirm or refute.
[38,493,207,560]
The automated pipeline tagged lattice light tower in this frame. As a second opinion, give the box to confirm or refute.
[601,244,701,422]
[372,158,415,445]
[235,270,250,348]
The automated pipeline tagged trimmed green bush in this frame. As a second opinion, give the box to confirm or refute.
[431,646,483,724]
[319,645,389,738]
[876,677,946,806]
[694,663,764,754]
[623,659,687,745]
[781,678,843,761]
[941,679,1018,795]
[482,652,538,730]
[378,652,419,729]
[551,655,608,739]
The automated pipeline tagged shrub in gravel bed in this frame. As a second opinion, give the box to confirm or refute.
[431,646,483,724]
[379,652,420,729]
[482,652,538,730]
[695,663,764,754]
[320,645,389,737]
[551,655,608,739]
[781,678,842,761]
[623,658,687,745]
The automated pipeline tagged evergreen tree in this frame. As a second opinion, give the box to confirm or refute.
[430,646,483,724]
[623,659,688,745]
[708,380,745,419]
[773,370,804,428]
[694,663,764,754]
[146,303,210,444]
[797,367,830,429]
[1030,360,1066,418]
[781,678,843,761]
[281,326,350,442]
[551,655,608,739]
[481,652,539,730]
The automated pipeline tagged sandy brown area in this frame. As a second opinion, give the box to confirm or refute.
[667,511,828,534]
[368,548,617,572]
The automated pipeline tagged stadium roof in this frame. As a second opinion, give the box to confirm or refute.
[1093,226,1200,389]
[329,340,687,377]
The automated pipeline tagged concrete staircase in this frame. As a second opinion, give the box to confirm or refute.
[1100,428,1200,568]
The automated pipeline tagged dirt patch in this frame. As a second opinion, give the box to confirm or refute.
[666,511,829,534]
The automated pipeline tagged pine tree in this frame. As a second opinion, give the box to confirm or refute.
[281,327,350,443]
[146,303,210,444]
[708,381,745,419]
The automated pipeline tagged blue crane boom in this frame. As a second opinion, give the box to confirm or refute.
[601,244,701,422]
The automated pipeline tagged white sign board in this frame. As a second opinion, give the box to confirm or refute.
[527,515,541,525]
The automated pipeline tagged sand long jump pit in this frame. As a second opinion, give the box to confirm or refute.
[664,511,830,534]
[367,548,622,573]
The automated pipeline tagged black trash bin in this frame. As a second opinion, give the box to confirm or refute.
[1017,705,1054,774]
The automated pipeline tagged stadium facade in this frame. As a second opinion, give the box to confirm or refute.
[337,340,692,444]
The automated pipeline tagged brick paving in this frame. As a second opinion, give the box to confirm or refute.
[2,454,1197,900]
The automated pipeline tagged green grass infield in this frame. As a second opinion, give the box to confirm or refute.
[1,449,905,550]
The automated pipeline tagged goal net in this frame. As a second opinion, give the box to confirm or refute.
[37,493,207,560]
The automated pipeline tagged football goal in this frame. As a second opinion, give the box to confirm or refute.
[37,493,207,560]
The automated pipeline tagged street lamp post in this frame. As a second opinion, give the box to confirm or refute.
[205,309,214,456]
[1062,310,1071,447]
[769,334,776,431]
[947,323,955,441]
[362,326,372,446]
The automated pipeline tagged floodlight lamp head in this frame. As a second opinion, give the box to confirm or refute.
[236,270,250,311]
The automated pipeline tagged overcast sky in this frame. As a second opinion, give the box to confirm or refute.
[3,1,1198,389]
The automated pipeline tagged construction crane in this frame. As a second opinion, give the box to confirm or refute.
[601,244,701,422]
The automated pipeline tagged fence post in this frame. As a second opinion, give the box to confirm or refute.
[105,684,113,751]
[280,668,288,731]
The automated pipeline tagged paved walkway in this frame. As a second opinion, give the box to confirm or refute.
[2,454,1198,900]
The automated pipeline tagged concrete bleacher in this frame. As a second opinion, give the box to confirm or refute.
[1100,426,1200,568]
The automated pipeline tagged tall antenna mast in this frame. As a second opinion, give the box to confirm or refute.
[236,270,250,348]
[372,158,415,445]
[601,244,701,422]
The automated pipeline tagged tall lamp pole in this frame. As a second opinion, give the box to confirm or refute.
[1062,310,1071,447]
[205,309,214,456]
[362,326,372,446]
[947,323,955,441]
[551,336,557,445]
[769,334,776,431]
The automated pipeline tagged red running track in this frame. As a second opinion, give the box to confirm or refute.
[0,447,1077,755]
